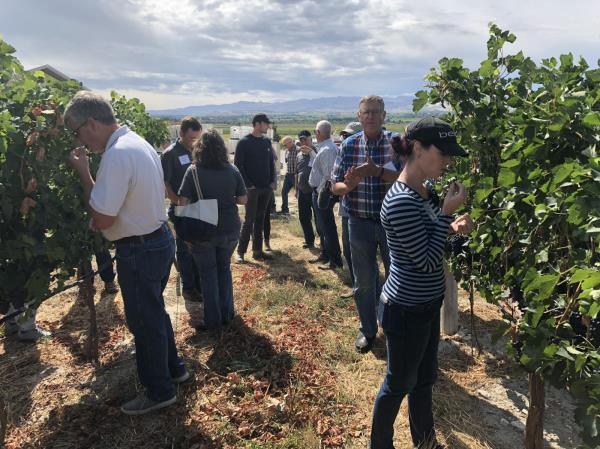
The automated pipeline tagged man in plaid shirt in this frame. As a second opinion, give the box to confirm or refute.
[331,95,400,353]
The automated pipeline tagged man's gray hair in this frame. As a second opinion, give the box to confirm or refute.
[316,120,332,139]
[359,95,385,112]
[65,91,117,126]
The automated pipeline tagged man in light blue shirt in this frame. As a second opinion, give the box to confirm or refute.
[309,120,343,269]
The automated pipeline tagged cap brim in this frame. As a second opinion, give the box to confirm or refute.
[437,139,468,157]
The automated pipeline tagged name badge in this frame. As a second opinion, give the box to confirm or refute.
[178,154,191,165]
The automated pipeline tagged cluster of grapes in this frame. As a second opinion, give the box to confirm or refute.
[447,234,469,257]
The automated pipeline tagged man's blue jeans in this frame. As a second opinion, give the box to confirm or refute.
[297,190,315,246]
[314,194,342,266]
[348,216,390,339]
[311,191,329,261]
[280,173,295,213]
[371,298,442,449]
[191,233,238,330]
[115,225,185,402]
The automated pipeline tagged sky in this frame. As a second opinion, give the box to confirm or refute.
[1,0,599,110]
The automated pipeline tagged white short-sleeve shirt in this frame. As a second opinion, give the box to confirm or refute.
[90,126,167,241]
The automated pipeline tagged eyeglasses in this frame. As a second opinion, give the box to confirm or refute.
[70,119,88,138]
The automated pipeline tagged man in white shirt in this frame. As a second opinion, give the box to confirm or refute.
[66,91,188,415]
[309,120,343,269]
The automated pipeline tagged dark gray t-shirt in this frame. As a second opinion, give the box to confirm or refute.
[161,140,191,204]
[178,163,247,236]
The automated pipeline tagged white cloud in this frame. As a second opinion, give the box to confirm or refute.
[1,0,598,108]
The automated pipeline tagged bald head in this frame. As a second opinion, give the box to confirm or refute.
[315,120,331,142]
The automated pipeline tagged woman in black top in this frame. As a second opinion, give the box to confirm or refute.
[371,117,473,449]
[179,130,247,330]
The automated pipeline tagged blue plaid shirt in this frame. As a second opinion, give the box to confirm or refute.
[331,130,398,220]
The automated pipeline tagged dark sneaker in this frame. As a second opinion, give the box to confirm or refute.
[302,242,315,249]
[172,370,191,384]
[355,333,375,354]
[120,393,176,415]
[103,281,119,294]
[253,251,273,261]
[18,326,51,342]
[265,241,272,251]
[309,256,329,264]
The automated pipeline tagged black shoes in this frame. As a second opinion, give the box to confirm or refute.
[309,256,329,264]
[355,333,375,353]
[302,242,315,249]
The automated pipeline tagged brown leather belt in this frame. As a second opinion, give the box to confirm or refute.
[115,225,165,245]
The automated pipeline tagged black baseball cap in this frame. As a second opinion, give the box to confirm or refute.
[406,116,468,157]
[252,113,271,125]
[298,130,311,139]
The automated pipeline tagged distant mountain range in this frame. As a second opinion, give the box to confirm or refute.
[149,95,417,118]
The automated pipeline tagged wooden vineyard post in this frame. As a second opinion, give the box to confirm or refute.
[441,261,459,335]
[79,261,99,364]
[525,373,545,449]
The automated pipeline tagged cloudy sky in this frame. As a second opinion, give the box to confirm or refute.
[1,0,598,109]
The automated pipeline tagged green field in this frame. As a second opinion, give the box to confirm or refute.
[214,119,411,143]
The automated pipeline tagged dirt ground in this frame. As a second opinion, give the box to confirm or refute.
[0,204,582,449]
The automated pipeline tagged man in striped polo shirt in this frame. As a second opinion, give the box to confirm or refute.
[331,95,400,353]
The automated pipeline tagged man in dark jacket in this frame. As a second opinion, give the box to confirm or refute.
[161,116,202,301]
[234,113,275,262]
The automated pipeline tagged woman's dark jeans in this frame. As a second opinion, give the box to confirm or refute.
[371,297,443,449]
[191,233,238,329]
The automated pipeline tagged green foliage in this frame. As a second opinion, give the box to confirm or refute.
[414,23,600,447]
[110,92,169,147]
[0,37,166,311]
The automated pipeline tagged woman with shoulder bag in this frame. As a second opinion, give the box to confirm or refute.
[178,130,247,331]
[371,117,474,449]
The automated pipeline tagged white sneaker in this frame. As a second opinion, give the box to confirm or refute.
[18,326,51,342]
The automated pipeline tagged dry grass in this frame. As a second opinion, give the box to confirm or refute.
[0,204,573,449]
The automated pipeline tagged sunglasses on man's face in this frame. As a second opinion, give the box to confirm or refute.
[69,119,88,138]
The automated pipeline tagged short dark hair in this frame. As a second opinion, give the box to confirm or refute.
[180,116,202,135]
[298,130,311,139]
[192,129,229,169]
[252,113,271,126]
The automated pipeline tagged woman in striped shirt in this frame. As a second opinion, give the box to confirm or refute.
[371,117,473,449]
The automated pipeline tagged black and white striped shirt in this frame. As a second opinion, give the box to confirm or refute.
[380,181,453,306]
